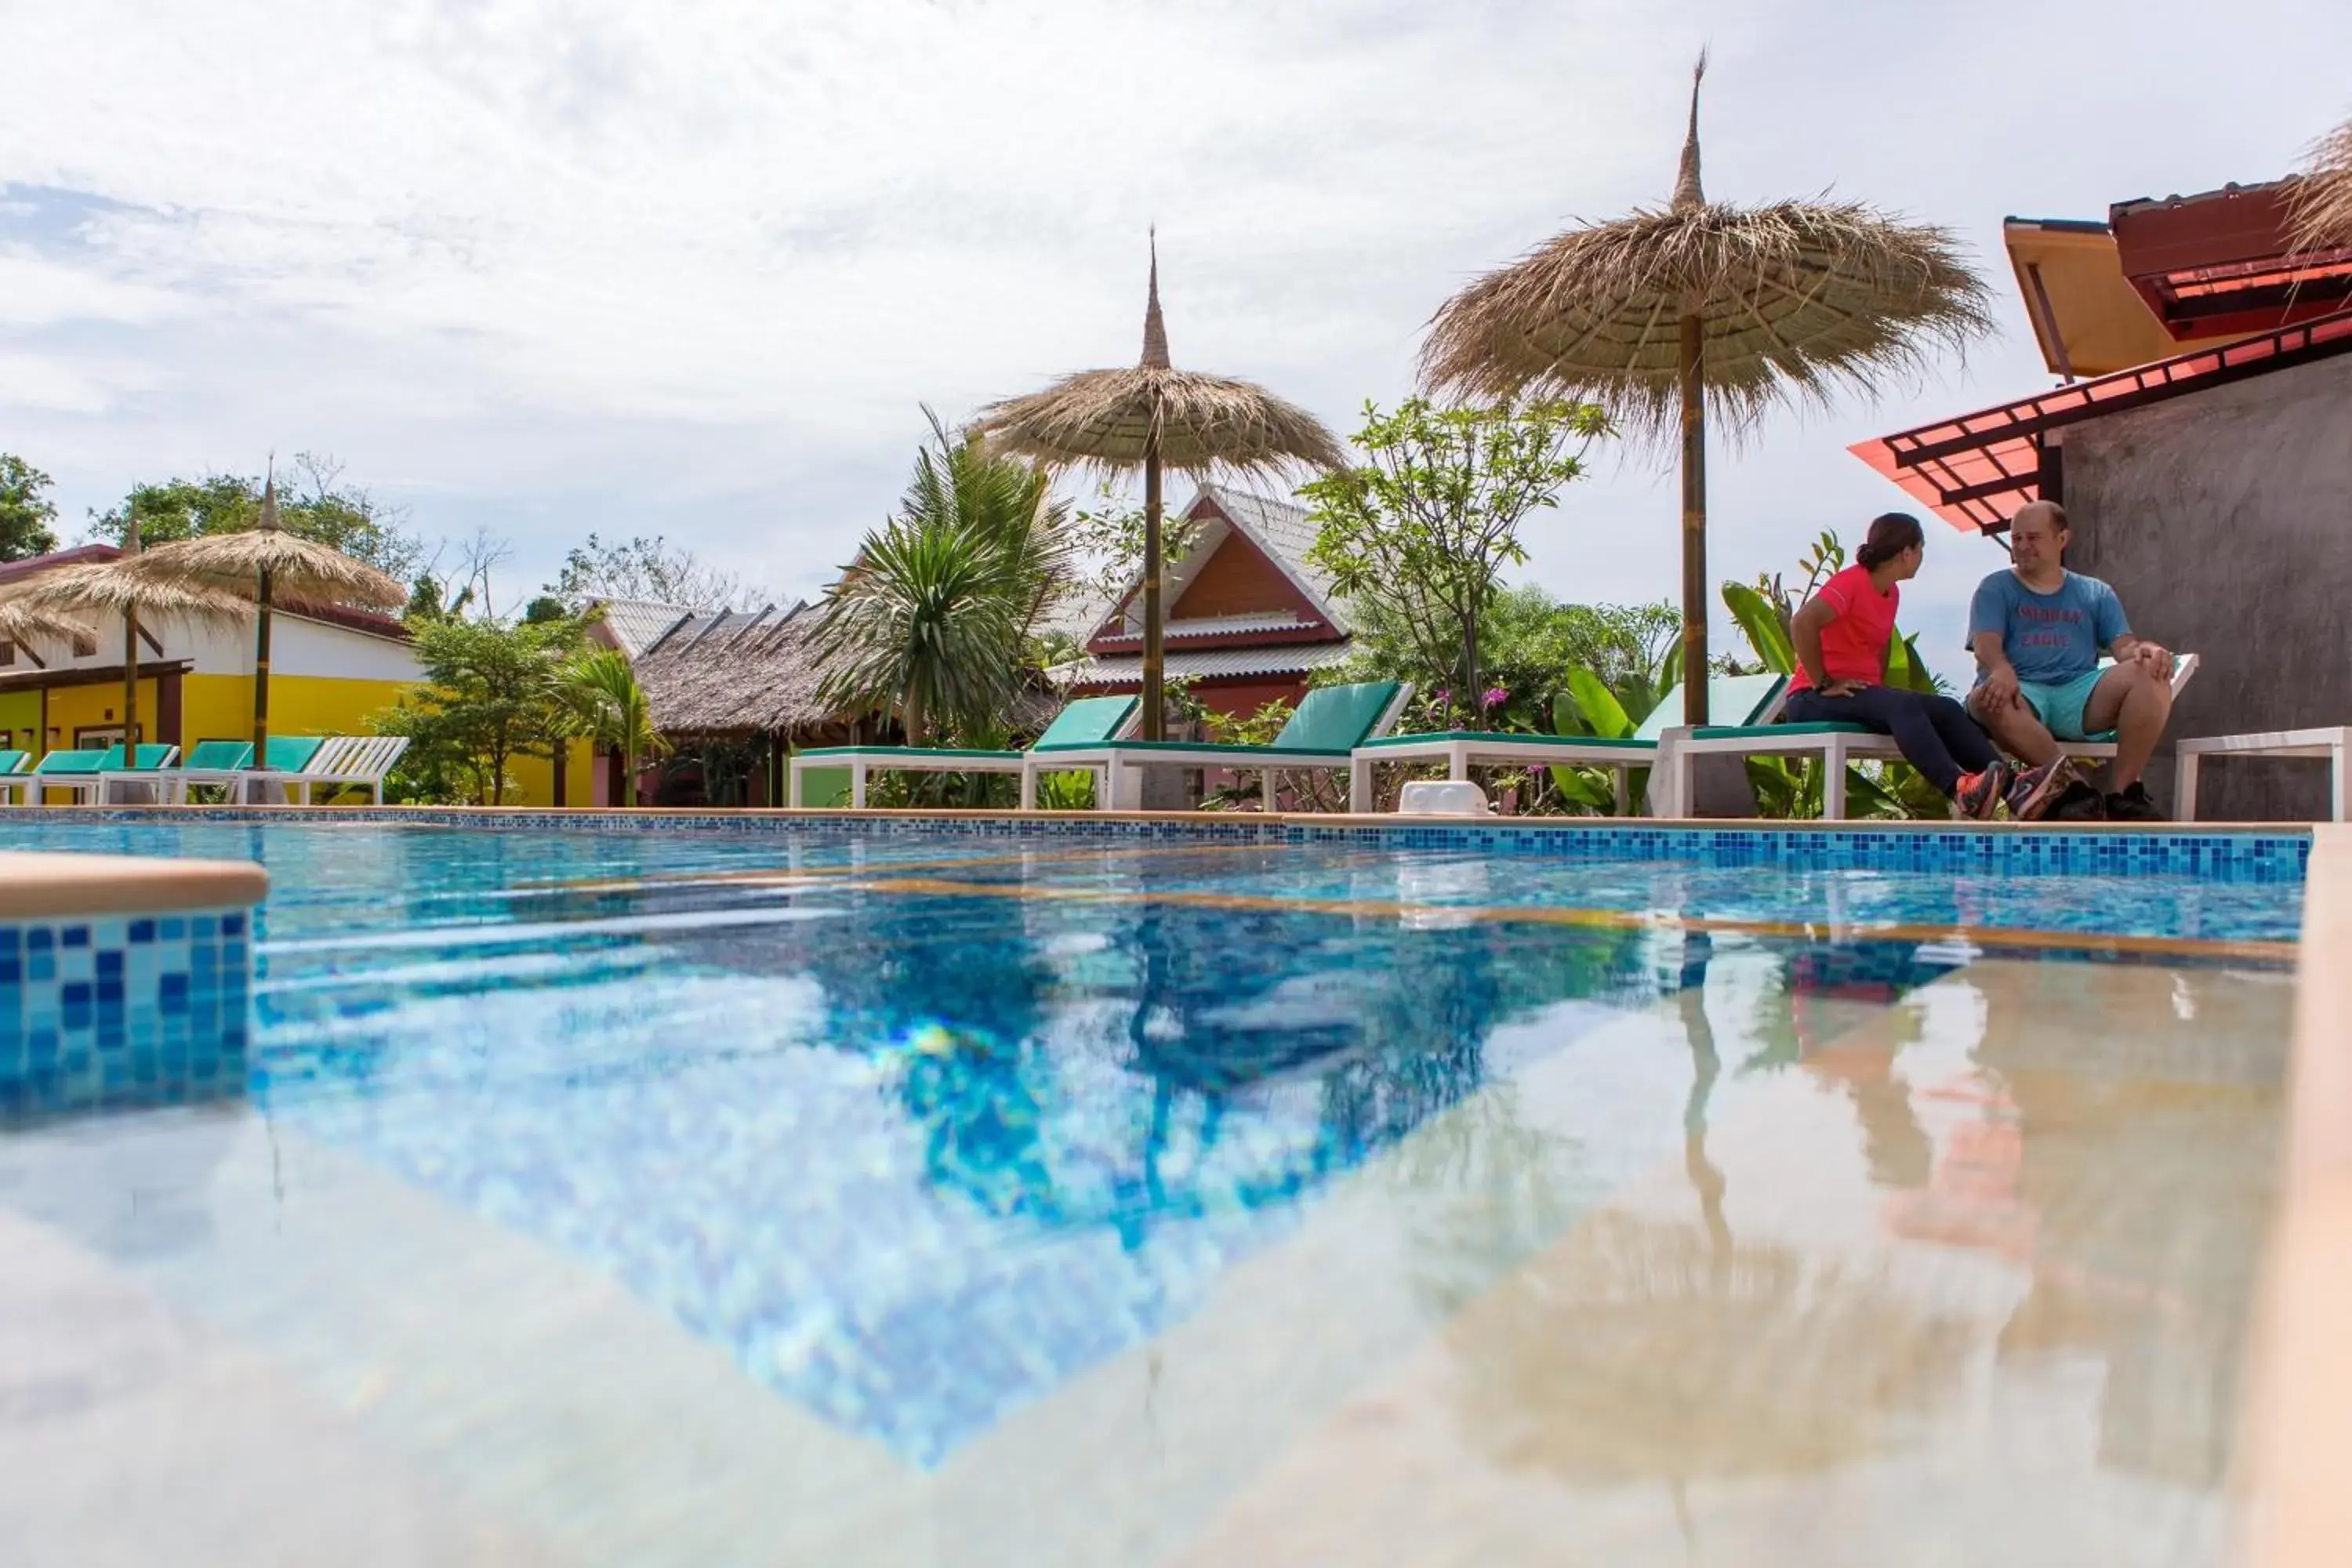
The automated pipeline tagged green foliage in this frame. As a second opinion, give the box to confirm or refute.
[812,412,1073,746]
[1066,481,1203,612]
[0,454,60,561]
[558,647,670,800]
[86,453,426,581]
[374,615,586,804]
[1303,397,1610,725]
[544,532,752,613]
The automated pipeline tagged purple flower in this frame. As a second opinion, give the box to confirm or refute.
[1432,687,1453,706]
[1479,686,1509,710]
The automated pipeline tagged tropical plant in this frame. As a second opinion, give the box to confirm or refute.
[812,412,1075,746]
[1302,397,1610,728]
[0,454,59,561]
[374,614,584,804]
[560,647,670,801]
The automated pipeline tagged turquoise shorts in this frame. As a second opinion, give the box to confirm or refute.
[2015,668,2117,742]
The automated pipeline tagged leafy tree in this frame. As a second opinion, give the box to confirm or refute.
[558,648,669,800]
[1303,397,1610,726]
[374,615,583,804]
[811,414,1074,746]
[86,453,426,580]
[0,454,60,561]
[1345,584,1678,732]
[544,533,757,612]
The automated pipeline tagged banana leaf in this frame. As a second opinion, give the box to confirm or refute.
[1562,667,1635,739]
[1722,580,1795,674]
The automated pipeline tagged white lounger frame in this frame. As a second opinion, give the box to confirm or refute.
[2176,727,2349,822]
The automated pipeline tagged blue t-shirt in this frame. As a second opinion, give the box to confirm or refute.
[1968,570,2129,684]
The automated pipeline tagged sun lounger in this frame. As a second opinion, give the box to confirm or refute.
[31,745,177,805]
[158,736,330,803]
[0,750,29,806]
[271,735,408,804]
[1351,673,1787,815]
[1029,681,1412,812]
[1667,654,2201,819]
[2176,725,2349,822]
[789,696,1140,808]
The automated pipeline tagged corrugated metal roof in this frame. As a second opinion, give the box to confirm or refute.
[1060,641,1356,684]
[591,598,695,658]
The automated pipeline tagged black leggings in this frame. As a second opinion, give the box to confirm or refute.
[1784,685,1997,795]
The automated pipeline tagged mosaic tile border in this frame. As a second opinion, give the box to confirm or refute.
[5,807,2312,882]
[0,906,253,1123]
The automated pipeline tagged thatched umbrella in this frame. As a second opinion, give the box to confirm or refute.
[12,561,249,756]
[111,470,405,764]
[970,238,1345,740]
[1420,57,1992,723]
[2290,115,2352,253]
[0,589,96,653]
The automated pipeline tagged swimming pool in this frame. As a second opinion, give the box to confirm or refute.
[0,815,2308,1566]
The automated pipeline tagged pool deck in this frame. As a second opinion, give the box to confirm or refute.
[0,809,2338,1565]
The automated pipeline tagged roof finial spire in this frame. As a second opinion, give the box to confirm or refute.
[1671,49,1708,212]
[260,452,282,533]
[1140,227,1171,369]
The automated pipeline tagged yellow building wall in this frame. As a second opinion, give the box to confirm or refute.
[36,678,163,753]
[0,688,42,757]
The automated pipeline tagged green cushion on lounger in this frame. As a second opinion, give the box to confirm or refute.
[180,740,256,770]
[0,750,27,775]
[32,749,108,776]
[1691,719,1882,739]
[94,744,177,771]
[1032,695,1138,749]
[264,736,326,771]
[1270,681,1401,753]
[1631,673,1789,743]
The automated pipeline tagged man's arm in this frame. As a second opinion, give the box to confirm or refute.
[1972,631,2022,708]
[2099,586,2172,675]
[1791,595,1860,695]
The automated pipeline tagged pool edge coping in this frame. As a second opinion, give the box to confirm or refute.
[2248,821,2351,1567]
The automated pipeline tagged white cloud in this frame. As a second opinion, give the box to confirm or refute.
[0,0,2345,664]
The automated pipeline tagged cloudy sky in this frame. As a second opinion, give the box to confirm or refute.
[3,0,2344,672]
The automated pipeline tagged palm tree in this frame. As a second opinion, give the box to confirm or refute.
[559,647,668,805]
[811,413,1074,746]
[1420,57,1991,723]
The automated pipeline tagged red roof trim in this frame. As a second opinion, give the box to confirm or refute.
[1851,307,2352,534]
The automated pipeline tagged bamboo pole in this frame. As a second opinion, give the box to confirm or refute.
[121,507,141,760]
[1142,432,1166,743]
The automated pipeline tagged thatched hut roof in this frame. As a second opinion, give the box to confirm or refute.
[633,604,839,736]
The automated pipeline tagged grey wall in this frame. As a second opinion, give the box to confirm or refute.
[2063,351,2352,821]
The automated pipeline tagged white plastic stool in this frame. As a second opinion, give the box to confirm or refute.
[1396,779,1493,816]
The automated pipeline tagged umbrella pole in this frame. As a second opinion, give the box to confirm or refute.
[1679,310,1709,727]
[122,509,141,760]
[252,568,274,776]
[1142,437,1166,743]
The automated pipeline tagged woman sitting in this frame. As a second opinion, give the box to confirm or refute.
[1786,512,2009,819]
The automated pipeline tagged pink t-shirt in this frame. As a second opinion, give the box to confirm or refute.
[1790,564,1896,692]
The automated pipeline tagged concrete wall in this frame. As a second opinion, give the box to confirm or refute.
[2063,351,2352,820]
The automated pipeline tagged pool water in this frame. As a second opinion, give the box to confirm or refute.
[0,820,2305,1566]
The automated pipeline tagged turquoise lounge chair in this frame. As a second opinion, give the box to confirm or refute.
[25,745,173,805]
[1668,654,2201,819]
[0,749,29,806]
[1029,680,1414,812]
[1352,673,1788,815]
[790,695,1142,808]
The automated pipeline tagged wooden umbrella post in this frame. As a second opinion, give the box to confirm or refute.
[1679,310,1709,727]
[252,565,273,769]
[1142,434,1166,743]
[121,510,141,757]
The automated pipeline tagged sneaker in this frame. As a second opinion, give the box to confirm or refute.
[2103,782,2165,822]
[2046,780,2108,822]
[1951,760,2009,822]
[2004,758,2073,822]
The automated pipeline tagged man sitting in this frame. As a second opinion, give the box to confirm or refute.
[1965,499,2178,821]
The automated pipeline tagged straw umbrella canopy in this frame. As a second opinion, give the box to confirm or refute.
[970,239,1346,740]
[107,470,405,764]
[0,587,96,653]
[10,559,249,755]
[2290,116,2352,253]
[1420,57,1993,723]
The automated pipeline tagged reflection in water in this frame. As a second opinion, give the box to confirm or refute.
[1432,932,1976,1530]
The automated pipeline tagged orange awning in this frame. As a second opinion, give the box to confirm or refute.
[1850,308,2352,533]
